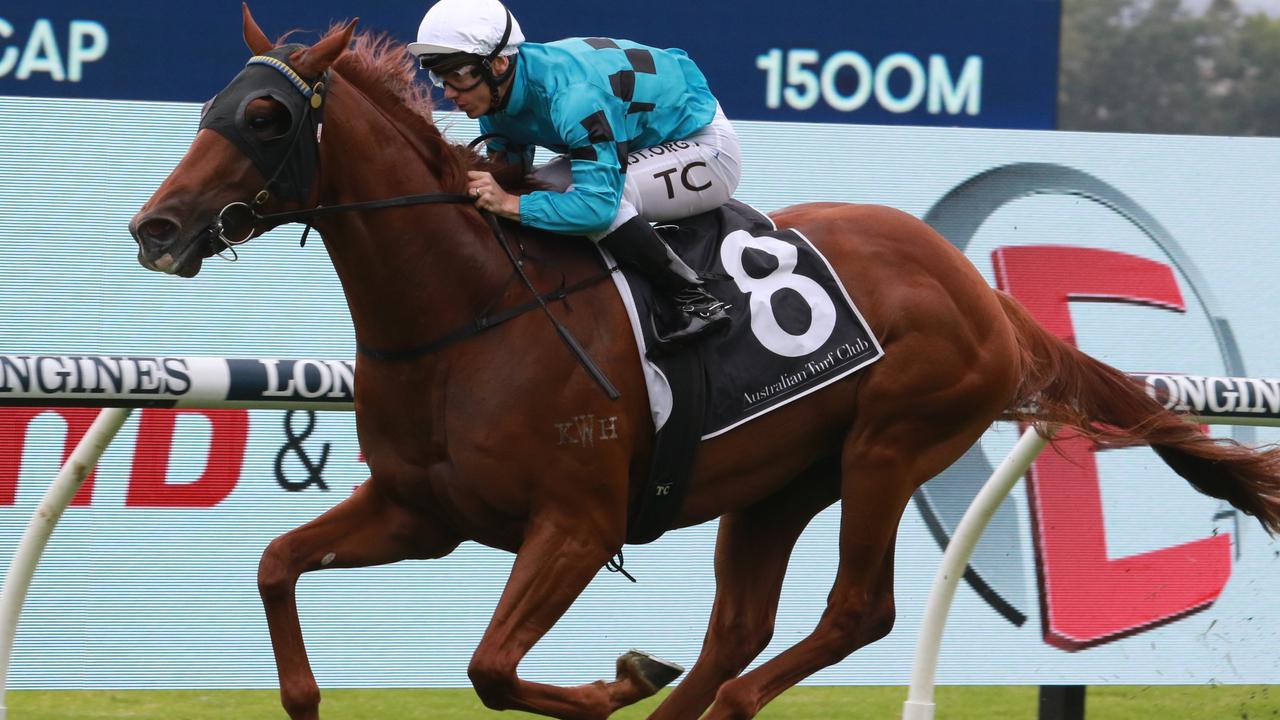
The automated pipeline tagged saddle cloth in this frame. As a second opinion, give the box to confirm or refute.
[604,200,884,439]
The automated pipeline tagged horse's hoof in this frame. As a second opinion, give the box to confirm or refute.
[616,649,685,693]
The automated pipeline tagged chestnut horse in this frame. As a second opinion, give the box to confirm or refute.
[129,9,1280,720]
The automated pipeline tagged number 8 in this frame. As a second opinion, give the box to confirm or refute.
[719,230,837,357]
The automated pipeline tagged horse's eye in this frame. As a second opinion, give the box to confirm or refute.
[246,109,289,139]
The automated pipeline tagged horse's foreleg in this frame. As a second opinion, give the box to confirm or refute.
[467,515,646,720]
[258,479,461,720]
[647,463,838,720]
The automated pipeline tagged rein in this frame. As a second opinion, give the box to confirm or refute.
[214,52,620,400]
[250,191,473,226]
[241,192,620,400]
[245,190,624,397]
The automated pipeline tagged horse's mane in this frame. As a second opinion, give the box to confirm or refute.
[296,26,529,192]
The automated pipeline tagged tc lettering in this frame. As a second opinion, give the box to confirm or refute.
[653,161,712,199]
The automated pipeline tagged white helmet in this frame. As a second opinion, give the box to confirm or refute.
[408,0,524,59]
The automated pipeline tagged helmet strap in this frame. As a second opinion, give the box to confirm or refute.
[481,9,517,115]
[485,54,517,114]
[485,9,514,66]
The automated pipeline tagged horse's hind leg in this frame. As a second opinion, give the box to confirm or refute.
[704,406,1002,719]
[258,479,462,720]
[647,460,839,720]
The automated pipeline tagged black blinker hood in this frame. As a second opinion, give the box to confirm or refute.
[198,45,327,202]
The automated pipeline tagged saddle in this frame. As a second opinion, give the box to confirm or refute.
[600,200,884,543]
[525,158,882,542]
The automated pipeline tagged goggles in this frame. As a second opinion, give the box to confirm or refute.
[419,58,487,92]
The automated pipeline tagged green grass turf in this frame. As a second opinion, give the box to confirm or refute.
[7,684,1279,719]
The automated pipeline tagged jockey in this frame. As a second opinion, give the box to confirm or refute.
[409,0,742,347]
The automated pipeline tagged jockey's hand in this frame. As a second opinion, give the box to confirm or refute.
[467,171,520,221]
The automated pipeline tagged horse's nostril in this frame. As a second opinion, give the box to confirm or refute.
[139,217,180,246]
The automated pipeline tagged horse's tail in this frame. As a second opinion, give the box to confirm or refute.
[996,290,1280,534]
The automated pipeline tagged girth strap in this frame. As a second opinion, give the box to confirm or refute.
[625,343,706,545]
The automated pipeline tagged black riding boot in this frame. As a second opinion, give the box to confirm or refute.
[598,216,731,348]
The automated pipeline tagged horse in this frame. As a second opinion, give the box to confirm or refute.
[128,8,1280,720]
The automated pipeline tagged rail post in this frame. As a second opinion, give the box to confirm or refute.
[902,424,1052,720]
[0,407,134,720]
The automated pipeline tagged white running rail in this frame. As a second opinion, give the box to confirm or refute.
[902,370,1280,720]
[1,357,1278,719]
[0,355,356,720]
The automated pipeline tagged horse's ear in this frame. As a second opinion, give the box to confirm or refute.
[242,3,273,55]
[293,18,358,78]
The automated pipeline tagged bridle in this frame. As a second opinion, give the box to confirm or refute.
[198,50,478,257]
[196,46,331,256]
[197,48,619,399]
